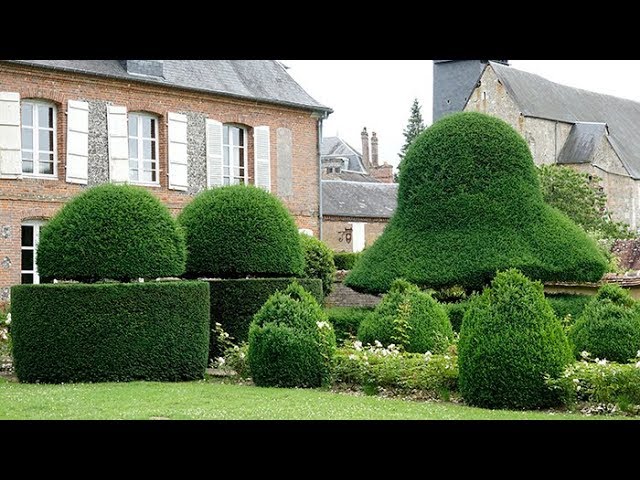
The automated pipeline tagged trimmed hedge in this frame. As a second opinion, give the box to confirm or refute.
[300,233,336,295]
[248,282,336,388]
[334,252,361,270]
[207,277,323,359]
[37,184,186,282]
[458,269,573,409]
[444,301,470,333]
[325,307,374,343]
[10,281,210,383]
[345,112,608,294]
[357,279,453,354]
[546,294,592,322]
[178,185,305,278]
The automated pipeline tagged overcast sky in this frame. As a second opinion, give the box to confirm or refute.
[282,60,640,170]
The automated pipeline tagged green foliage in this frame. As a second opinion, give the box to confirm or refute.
[545,294,592,324]
[325,307,373,343]
[334,252,361,270]
[568,284,640,363]
[538,164,634,240]
[444,301,470,333]
[37,184,186,282]
[357,279,453,354]
[332,341,458,399]
[207,277,322,359]
[398,98,425,162]
[458,269,573,409]
[248,282,336,388]
[300,233,336,295]
[178,185,304,278]
[345,112,608,294]
[10,282,210,383]
[0,308,11,371]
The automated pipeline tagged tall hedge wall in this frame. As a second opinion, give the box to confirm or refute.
[11,281,210,383]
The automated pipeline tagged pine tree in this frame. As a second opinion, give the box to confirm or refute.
[398,98,425,161]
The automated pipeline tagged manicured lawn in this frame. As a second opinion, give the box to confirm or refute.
[0,376,621,420]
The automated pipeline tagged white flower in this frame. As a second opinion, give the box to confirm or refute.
[573,378,580,384]
[424,351,432,362]
[596,358,607,366]
[354,341,363,351]
[637,350,640,358]
[5,313,10,325]
[216,357,225,366]
[239,352,245,360]
[348,354,357,360]
[316,321,330,330]
[635,361,640,368]
[374,340,383,348]
[580,351,590,359]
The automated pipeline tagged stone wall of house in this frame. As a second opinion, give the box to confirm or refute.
[322,217,389,252]
[0,61,321,304]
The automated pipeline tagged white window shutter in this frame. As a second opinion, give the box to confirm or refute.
[66,100,89,184]
[351,222,366,253]
[0,92,22,178]
[254,125,271,191]
[206,119,223,188]
[168,112,188,191]
[107,105,129,183]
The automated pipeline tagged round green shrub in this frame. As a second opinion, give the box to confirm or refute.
[458,269,573,409]
[345,112,608,294]
[178,185,305,278]
[248,282,336,388]
[37,184,186,282]
[334,252,361,270]
[300,233,336,295]
[357,279,453,353]
[569,284,640,363]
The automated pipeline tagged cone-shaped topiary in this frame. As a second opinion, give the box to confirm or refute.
[345,112,608,294]
[569,284,640,363]
[248,282,336,388]
[300,233,336,295]
[37,184,186,282]
[357,279,452,353]
[458,269,573,409]
[178,185,305,278]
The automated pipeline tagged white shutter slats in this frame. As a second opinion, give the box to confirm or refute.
[206,119,223,188]
[168,112,188,191]
[107,104,129,183]
[66,100,89,184]
[0,91,22,178]
[254,125,271,192]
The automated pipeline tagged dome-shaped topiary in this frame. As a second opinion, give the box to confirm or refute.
[345,112,608,294]
[300,233,336,295]
[37,184,186,282]
[458,269,573,409]
[357,279,452,353]
[568,284,640,363]
[178,185,305,278]
[247,282,336,388]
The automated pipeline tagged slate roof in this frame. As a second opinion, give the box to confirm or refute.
[490,61,640,179]
[322,180,398,218]
[321,136,366,172]
[7,60,331,113]
[557,122,607,164]
[324,171,380,182]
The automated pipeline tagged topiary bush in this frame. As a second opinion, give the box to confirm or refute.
[545,293,592,324]
[325,306,373,343]
[10,281,210,383]
[357,279,453,354]
[37,184,186,282]
[178,185,304,278]
[334,252,361,270]
[568,284,640,363]
[248,282,336,388]
[345,112,608,294]
[444,301,470,333]
[300,233,336,295]
[458,269,573,410]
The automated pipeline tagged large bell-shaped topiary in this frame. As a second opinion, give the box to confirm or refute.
[344,112,608,293]
[37,184,186,282]
[178,185,305,278]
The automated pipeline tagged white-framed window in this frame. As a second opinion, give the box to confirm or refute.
[128,112,159,185]
[21,100,57,177]
[21,220,46,284]
[223,124,247,185]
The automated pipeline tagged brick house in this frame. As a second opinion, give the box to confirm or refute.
[0,60,331,304]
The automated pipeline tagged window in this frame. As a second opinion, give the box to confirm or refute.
[223,125,247,185]
[128,113,159,184]
[21,220,46,284]
[21,101,56,177]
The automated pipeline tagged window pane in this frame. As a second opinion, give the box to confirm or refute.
[38,105,52,128]
[143,140,151,159]
[39,152,54,162]
[149,118,156,139]
[129,139,138,158]
[22,103,33,126]
[223,166,230,176]
[129,169,138,182]
[129,159,137,170]
[223,177,230,185]
[223,125,229,144]
[231,127,239,145]
[233,148,240,168]
[150,141,156,160]
[22,150,32,160]
[128,116,137,137]
[151,170,156,182]
[141,170,152,183]
[22,226,34,247]
[22,249,34,271]
[238,129,244,147]
[21,273,34,284]
[39,130,53,152]
[143,161,154,172]
[142,117,151,138]
[22,128,33,150]
[223,146,230,166]
[39,161,53,175]
[238,147,244,168]
[22,160,33,173]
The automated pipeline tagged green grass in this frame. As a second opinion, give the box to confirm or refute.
[0,377,622,420]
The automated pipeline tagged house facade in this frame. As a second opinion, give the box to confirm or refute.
[0,60,331,303]
[433,60,640,231]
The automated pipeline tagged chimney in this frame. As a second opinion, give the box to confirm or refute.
[371,163,394,184]
[123,60,164,78]
[361,127,370,170]
[371,131,379,167]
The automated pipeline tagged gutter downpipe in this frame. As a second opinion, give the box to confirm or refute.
[317,110,329,240]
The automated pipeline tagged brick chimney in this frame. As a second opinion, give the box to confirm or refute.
[371,131,379,167]
[361,127,371,170]
[371,163,394,183]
